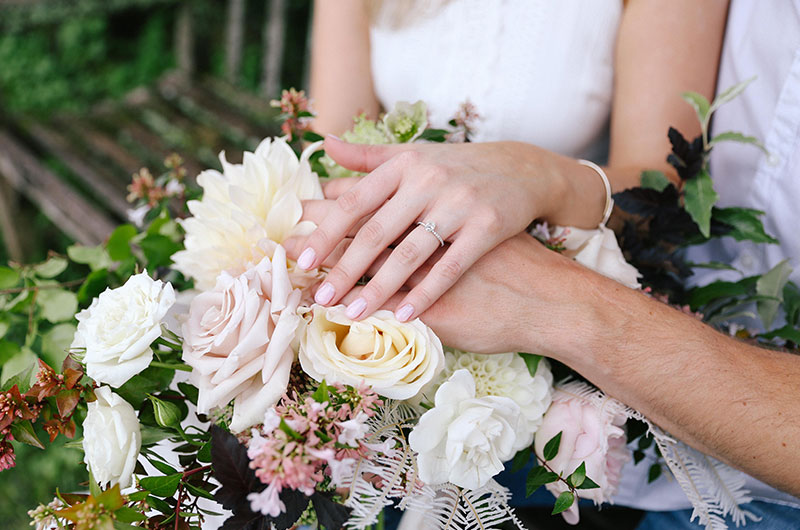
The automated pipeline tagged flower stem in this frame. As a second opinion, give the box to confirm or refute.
[149,361,192,372]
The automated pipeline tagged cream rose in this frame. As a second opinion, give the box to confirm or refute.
[72,271,175,388]
[408,369,521,490]
[557,225,642,289]
[534,383,631,525]
[182,246,301,432]
[172,137,323,290]
[83,386,142,488]
[298,304,444,400]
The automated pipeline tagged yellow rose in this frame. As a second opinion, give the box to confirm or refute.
[298,304,444,400]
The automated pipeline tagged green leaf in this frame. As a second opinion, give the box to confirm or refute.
[688,280,749,310]
[107,224,137,261]
[302,131,324,142]
[139,426,173,446]
[511,448,531,473]
[681,91,711,126]
[683,168,718,238]
[312,379,329,403]
[418,128,449,142]
[520,353,542,377]
[140,234,181,269]
[640,170,670,192]
[551,491,575,515]
[0,266,19,289]
[115,365,175,408]
[542,431,563,461]
[114,507,147,523]
[526,466,559,496]
[759,325,800,345]
[1,345,37,387]
[708,131,768,155]
[279,418,303,441]
[197,441,212,463]
[709,76,756,114]
[713,207,777,244]
[36,288,78,323]
[647,463,662,483]
[568,461,586,488]
[687,261,740,272]
[148,395,182,428]
[149,460,178,476]
[11,420,45,449]
[756,259,793,329]
[139,473,182,498]
[784,282,800,326]
[77,268,109,305]
[185,482,216,500]
[41,323,77,368]
[146,495,172,514]
[177,382,198,405]
[633,449,646,464]
[0,317,9,340]
[578,476,600,490]
[127,491,150,502]
[67,244,112,271]
[33,257,68,278]
[0,339,21,366]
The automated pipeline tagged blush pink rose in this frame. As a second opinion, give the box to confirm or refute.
[533,384,631,525]
[182,245,302,432]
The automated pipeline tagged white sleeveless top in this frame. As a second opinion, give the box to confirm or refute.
[369,0,622,162]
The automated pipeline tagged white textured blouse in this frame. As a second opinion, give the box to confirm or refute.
[369,0,622,161]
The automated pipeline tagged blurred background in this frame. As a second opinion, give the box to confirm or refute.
[0,0,312,524]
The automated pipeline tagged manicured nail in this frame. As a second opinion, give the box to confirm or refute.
[297,248,315,270]
[345,297,367,319]
[315,282,335,305]
[395,304,414,322]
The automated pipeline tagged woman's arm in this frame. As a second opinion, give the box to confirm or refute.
[297,0,730,323]
[309,0,380,135]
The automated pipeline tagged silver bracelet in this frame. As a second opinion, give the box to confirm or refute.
[578,159,614,226]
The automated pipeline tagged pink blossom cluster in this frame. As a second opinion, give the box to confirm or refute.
[246,383,382,516]
[270,88,314,140]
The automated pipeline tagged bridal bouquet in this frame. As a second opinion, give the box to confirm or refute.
[1,81,795,530]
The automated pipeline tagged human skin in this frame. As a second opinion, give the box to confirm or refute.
[301,0,730,323]
[335,234,800,498]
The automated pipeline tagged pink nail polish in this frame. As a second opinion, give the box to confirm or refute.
[345,297,367,319]
[315,283,335,305]
[395,304,414,322]
[297,248,315,270]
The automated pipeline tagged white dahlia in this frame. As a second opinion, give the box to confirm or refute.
[172,138,323,290]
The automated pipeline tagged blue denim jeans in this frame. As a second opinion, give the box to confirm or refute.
[636,501,800,530]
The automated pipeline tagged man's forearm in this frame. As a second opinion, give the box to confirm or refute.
[537,274,800,496]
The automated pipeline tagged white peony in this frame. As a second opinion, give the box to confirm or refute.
[298,304,444,400]
[557,225,642,289]
[72,271,175,388]
[408,369,521,490]
[172,137,324,291]
[182,246,301,432]
[426,351,553,451]
[82,386,142,488]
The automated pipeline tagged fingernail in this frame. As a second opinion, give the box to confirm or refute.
[297,248,315,270]
[395,304,414,322]
[315,282,335,305]
[345,297,367,319]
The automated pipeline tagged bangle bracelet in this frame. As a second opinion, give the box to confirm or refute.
[578,159,614,226]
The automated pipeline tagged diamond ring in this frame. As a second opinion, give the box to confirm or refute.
[416,221,445,247]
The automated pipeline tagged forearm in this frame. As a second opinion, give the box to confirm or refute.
[536,273,800,496]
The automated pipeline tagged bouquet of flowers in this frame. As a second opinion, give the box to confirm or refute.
[1,80,796,530]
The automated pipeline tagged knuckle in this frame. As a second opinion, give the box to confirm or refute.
[394,240,421,266]
[394,150,422,167]
[361,281,385,303]
[358,220,385,246]
[436,259,463,282]
[412,285,435,308]
[422,164,449,186]
[336,188,361,214]
[326,264,353,285]
[477,207,503,234]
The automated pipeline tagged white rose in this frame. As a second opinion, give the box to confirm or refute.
[427,351,553,451]
[172,137,323,290]
[408,369,521,490]
[72,271,175,388]
[82,386,141,488]
[298,304,444,400]
[182,246,301,432]
[557,225,642,289]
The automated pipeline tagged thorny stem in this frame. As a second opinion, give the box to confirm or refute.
[534,454,581,498]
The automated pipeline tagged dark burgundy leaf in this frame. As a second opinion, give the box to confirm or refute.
[220,510,270,530]
[667,127,704,181]
[211,425,262,510]
[311,491,351,530]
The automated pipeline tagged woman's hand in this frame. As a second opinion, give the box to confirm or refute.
[294,136,607,323]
